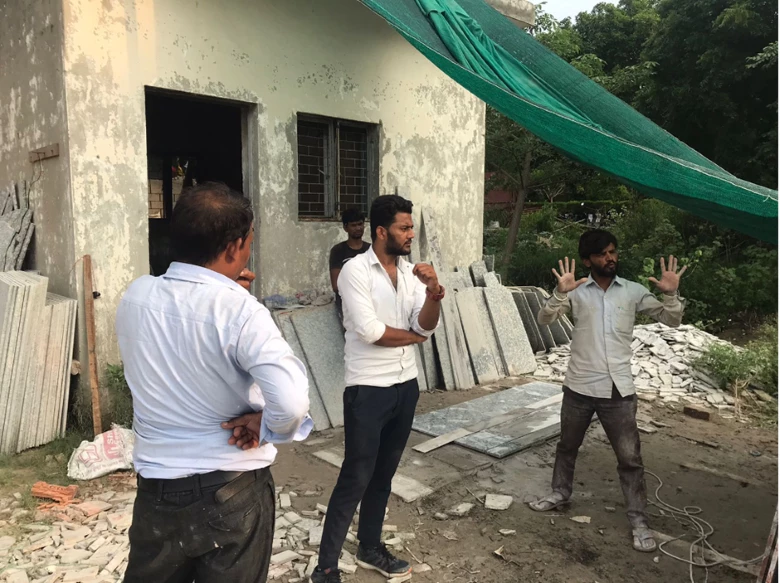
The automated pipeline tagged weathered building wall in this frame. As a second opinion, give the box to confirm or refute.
[60,0,485,394]
[0,0,75,303]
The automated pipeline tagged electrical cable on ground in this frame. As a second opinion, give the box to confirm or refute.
[645,469,766,583]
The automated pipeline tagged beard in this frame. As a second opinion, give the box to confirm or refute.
[593,261,618,278]
[386,235,411,257]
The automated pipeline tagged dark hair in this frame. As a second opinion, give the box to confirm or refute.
[370,195,413,241]
[579,229,618,259]
[341,208,365,226]
[170,182,254,266]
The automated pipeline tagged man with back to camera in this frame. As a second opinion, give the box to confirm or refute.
[310,195,443,583]
[116,182,312,583]
[528,229,687,553]
[329,208,371,324]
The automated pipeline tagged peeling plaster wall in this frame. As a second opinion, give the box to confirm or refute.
[0,0,75,301]
[60,0,485,384]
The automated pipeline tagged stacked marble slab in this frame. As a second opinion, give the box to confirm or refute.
[0,272,77,454]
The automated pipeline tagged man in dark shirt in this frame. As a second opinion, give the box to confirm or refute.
[329,208,370,323]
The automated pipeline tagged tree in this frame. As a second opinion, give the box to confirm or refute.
[638,0,778,187]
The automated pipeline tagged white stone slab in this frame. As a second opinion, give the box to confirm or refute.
[456,289,500,384]
[483,286,536,376]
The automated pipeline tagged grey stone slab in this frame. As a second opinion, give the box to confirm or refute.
[414,344,428,392]
[483,272,501,287]
[439,292,475,390]
[528,288,569,346]
[432,332,455,390]
[456,289,500,385]
[0,222,15,269]
[472,288,505,376]
[412,382,563,458]
[0,278,20,448]
[277,312,331,431]
[421,335,439,390]
[511,291,545,353]
[0,272,47,453]
[483,255,495,272]
[523,292,557,351]
[291,305,345,428]
[440,271,470,292]
[483,286,536,376]
[469,261,488,287]
[413,382,560,435]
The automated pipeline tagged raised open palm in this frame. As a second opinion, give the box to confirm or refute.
[552,257,588,293]
[648,255,687,294]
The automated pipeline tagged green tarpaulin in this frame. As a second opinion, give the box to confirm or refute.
[358,0,778,243]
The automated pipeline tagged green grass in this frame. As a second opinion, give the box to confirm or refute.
[0,431,89,495]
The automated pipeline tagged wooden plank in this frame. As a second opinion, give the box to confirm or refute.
[84,255,103,436]
[679,462,762,487]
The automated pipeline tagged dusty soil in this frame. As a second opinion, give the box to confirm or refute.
[0,381,776,583]
[272,383,777,583]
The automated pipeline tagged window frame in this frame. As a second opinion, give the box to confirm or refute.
[296,113,379,221]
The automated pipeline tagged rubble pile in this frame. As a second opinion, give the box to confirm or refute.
[533,323,736,411]
[0,479,426,583]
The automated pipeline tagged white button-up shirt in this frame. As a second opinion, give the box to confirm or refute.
[538,275,684,398]
[338,246,437,387]
[116,262,312,479]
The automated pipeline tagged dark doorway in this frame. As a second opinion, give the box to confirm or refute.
[145,89,244,276]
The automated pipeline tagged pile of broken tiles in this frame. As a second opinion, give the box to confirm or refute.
[270,489,427,582]
[0,480,136,583]
[533,323,736,411]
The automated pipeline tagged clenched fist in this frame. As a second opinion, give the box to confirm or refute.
[413,263,441,293]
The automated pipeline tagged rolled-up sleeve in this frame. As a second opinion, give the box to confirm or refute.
[338,261,387,344]
[410,279,437,337]
[538,290,571,325]
[636,286,685,328]
[236,308,312,443]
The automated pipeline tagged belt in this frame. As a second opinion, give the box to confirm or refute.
[138,469,248,495]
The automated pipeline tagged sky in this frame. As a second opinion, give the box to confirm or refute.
[540,0,614,21]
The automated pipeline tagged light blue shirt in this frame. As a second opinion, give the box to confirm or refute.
[116,262,312,479]
[539,275,684,398]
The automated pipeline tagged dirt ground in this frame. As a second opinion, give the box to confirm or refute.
[0,381,776,583]
[272,383,778,583]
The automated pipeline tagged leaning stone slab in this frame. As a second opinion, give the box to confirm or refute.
[483,286,536,375]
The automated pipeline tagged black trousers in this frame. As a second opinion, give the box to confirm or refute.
[552,386,648,527]
[318,379,420,570]
[124,468,275,583]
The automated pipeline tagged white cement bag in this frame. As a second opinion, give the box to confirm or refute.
[67,425,134,480]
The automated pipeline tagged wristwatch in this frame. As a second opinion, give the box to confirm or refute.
[426,285,446,302]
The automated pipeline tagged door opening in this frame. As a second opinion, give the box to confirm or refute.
[144,89,244,276]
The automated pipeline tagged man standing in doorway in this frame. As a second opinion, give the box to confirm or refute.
[329,208,370,325]
[311,195,443,583]
[117,182,311,583]
[529,229,686,553]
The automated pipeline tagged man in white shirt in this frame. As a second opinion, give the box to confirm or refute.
[116,182,311,583]
[311,195,443,583]
[528,229,686,553]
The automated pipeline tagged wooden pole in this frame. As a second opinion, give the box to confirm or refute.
[83,255,102,436]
